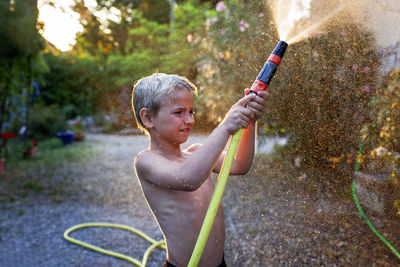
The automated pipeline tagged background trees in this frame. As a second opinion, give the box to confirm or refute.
[0,0,45,136]
[1,0,399,188]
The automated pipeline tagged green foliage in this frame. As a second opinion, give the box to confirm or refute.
[1,140,97,202]
[0,0,46,135]
[71,1,115,57]
[28,103,67,140]
[40,52,100,118]
[70,0,209,130]
[361,68,400,185]
[124,0,208,80]
[159,0,209,80]
[106,49,158,87]
[71,119,84,134]
[38,137,64,150]
[196,0,277,130]
[0,0,44,58]
[368,69,400,152]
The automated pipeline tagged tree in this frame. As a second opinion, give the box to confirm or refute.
[196,0,277,130]
[72,0,114,56]
[0,0,45,134]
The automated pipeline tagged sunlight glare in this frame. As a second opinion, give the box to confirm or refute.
[38,0,121,52]
[38,0,82,51]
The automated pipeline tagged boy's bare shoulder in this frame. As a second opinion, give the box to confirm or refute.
[134,149,158,169]
[134,149,180,188]
[134,149,166,183]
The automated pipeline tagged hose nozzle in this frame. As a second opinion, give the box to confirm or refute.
[247,40,288,95]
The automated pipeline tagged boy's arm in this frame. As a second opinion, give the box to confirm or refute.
[213,91,268,175]
[135,94,256,191]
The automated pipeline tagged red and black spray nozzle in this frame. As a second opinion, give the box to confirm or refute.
[245,40,288,95]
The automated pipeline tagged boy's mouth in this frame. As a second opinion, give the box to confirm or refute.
[180,128,191,133]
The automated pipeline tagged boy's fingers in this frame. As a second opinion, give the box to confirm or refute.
[247,101,265,116]
[247,103,264,115]
[237,94,256,107]
[257,91,269,99]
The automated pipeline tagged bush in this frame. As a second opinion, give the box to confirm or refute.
[28,103,67,140]
[41,52,100,118]
[361,68,400,181]
[196,0,274,131]
[38,137,64,150]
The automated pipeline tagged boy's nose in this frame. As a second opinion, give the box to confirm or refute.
[184,113,194,124]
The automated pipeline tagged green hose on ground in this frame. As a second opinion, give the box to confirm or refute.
[64,140,400,266]
[63,222,165,266]
[352,142,400,259]
[63,129,244,267]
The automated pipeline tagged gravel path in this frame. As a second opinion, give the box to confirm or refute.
[0,134,399,266]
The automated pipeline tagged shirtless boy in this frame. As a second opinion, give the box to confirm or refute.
[132,73,268,267]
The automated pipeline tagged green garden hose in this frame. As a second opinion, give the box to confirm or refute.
[352,142,400,259]
[63,129,244,267]
[63,222,165,266]
[63,140,400,266]
[188,129,244,266]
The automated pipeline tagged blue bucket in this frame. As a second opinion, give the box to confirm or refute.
[57,131,75,145]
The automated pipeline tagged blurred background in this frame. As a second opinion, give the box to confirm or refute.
[1,0,399,186]
[1,0,400,265]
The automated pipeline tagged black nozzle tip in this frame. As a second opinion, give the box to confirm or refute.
[272,40,288,58]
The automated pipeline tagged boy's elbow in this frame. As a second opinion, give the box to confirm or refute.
[231,161,253,175]
[230,158,253,175]
[236,167,251,175]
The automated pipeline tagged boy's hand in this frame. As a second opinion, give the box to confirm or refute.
[244,89,269,121]
[220,94,256,135]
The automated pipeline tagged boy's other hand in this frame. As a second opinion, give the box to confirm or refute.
[220,94,256,135]
[244,89,269,121]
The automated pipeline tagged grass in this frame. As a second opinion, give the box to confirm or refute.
[0,138,99,204]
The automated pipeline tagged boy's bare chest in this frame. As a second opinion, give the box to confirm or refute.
[141,176,215,216]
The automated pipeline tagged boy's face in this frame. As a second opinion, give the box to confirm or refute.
[151,89,195,145]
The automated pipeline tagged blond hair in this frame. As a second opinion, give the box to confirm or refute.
[132,73,197,133]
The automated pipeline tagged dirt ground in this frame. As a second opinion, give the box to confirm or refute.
[0,134,399,266]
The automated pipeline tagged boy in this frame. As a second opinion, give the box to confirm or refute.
[132,73,268,267]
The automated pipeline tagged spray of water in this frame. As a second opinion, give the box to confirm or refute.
[268,0,359,44]
[267,0,400,47]
[283,4,346,44]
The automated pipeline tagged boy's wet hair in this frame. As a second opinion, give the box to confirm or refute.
[132,73,197,133]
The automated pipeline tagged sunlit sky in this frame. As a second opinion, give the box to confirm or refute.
[37,0,120,51]
[38,0,82,51]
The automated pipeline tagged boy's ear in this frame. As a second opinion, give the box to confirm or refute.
[139,108,154,129]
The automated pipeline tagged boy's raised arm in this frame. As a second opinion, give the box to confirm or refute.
[135,94,257,191]
[213,91,268,175]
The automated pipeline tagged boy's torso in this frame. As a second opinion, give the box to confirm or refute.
[139,174,226,266]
